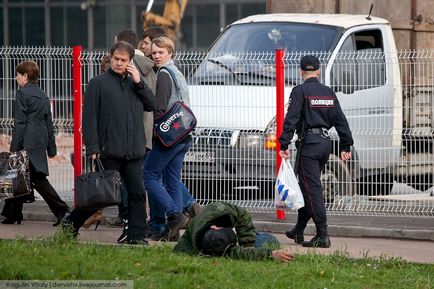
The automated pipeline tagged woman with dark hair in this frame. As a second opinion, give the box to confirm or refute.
[1,61,69,226]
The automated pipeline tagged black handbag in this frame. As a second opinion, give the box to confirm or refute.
[75,159,121,210]
[0,151,31,201]
[153,67,197,147]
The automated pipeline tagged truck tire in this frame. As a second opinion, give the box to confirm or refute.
[321,154,353,205]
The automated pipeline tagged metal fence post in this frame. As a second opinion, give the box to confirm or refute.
[275,48,285,219]
[73,45,83,206]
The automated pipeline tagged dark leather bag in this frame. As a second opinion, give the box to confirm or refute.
[153,67,197,147]
[75,159,121,210]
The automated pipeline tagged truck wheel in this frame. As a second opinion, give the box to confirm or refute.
[321,154,353,205]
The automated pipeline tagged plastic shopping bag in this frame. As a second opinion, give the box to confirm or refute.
[275,159,304,210]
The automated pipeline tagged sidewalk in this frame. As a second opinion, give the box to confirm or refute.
[0,201,433,264]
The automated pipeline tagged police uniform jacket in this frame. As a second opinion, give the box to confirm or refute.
[82,68,155,159]
[173,202,273,260]
[279,77,353,151]
[10,83,56,176]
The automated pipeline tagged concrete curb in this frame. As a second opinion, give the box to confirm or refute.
[253,220,434,241]
[19,201,434,242]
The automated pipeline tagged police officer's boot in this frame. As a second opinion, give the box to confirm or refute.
[302,225,331,248]
[285,225,304,244]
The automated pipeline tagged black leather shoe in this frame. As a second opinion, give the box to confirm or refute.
[285,228,304,244]
[53,210,68,227]
[1,218,21,225]
[117,219,128,244]
[302,235,331,248]
[127,238,149,245]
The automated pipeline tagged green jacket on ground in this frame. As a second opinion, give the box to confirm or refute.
[173,202,273,261]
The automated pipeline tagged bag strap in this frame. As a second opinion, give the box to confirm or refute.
[95,158,105,172]
[159,66,183,102]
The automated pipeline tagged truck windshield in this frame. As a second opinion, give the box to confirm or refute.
[210,22,339,53]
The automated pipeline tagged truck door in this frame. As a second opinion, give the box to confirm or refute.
[326,27,400,176]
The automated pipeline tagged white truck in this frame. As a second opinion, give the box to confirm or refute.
[181,13,433,201]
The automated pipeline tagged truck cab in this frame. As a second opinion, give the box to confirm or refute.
[183,14,402,201]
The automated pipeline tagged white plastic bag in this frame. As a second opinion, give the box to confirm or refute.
[275,159,304,210]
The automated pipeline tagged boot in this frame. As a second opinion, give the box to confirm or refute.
[302,224,330,248]
[166,212,188,240]
[302,235,331,248]
[285,228,304,244]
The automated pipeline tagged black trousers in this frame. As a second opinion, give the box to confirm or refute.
[295,135,331,236]
[1,163,69,221]
[69,157,147,241]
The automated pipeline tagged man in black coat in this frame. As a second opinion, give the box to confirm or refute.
[64,41,155,244]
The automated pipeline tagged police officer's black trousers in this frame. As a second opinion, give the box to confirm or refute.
[295,137,331,236]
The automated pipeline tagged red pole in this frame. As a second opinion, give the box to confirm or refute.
[73,46,83,207]
[275,48,285,220]
[275,48,285,173]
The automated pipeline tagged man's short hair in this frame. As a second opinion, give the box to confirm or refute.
[142,26,167,41]
[300,55,320,71]
[201,228,237,256]
[110,41,135,60]
[152,36,175,55]
[116,30,139,49]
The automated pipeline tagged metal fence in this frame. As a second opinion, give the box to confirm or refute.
[0,47,433,216]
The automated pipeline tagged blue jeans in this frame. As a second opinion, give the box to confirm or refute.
[255,232,280,248]
[143,141,191,219]
[147,182,196,233]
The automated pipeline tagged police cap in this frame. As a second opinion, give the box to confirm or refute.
[300,55,320,71]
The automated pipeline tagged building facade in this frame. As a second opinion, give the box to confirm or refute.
[1,0,267,50]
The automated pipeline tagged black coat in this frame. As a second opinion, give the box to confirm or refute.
[82,68,155,159]
[10,83,56,176]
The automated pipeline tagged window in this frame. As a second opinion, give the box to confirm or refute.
[332,29,386,94]
[9,7,45,46]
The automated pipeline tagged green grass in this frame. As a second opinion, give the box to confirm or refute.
[0,235,432,289]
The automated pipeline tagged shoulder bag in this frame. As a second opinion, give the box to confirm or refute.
[153,67,197,147]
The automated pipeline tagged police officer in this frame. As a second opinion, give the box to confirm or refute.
[278,55,353,248]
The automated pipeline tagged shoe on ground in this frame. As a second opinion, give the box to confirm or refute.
[166,212,188,240]
[117,219,128,244]
[149,228,169,241]
[302,235,331,248]
[127,238,149,245]
[285,228,304,244]
[59,214,79,239]
[187,203,202,218]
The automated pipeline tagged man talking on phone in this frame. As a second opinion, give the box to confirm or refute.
[63,41,155,244]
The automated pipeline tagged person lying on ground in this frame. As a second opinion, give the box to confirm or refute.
[173,201,294,262]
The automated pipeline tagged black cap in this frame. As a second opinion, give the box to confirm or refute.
[300,55,320,71]
[201,228,237,256]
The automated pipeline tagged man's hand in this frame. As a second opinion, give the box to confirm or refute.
[90,154,99,160]
[127,62,141,84]
[340,151,352,161]
[271,249,294,262]
[279,149,291,160]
